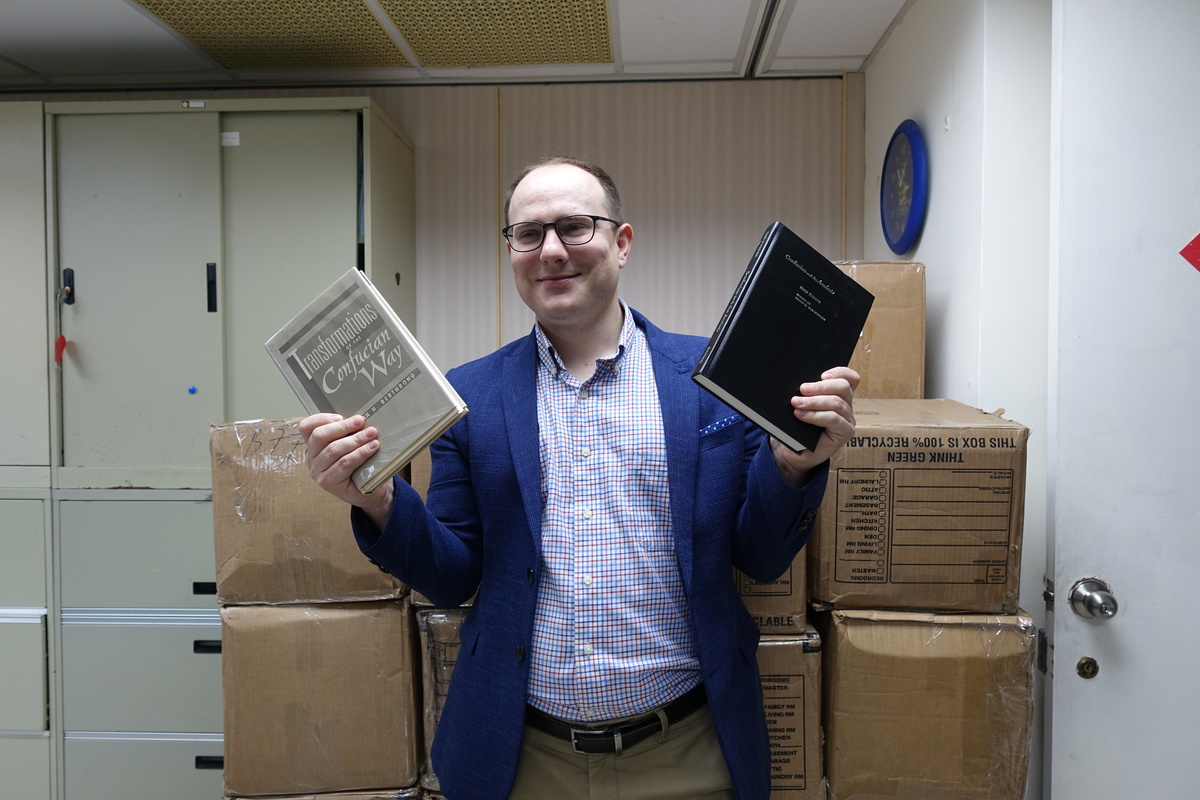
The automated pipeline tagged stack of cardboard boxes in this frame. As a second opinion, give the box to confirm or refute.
[742,262,1035,800]
[210,262,1035,800]
[740,260,920,799]
[807,399,1036,800]
[809,263,1036,800]
[210,419,423,799]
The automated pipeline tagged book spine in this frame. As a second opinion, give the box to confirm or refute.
[694,223,777,375]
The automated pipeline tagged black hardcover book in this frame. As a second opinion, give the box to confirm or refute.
[693,221,874,452]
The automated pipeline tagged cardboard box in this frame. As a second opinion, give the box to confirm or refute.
[415,608,466,792]
[737,557,808,634]
[757,631,824,800]
[834,262,925,399]
[221,601,422,796]
[821,609,1035,800]
[809,399,1028,612]
[211,418,405,604]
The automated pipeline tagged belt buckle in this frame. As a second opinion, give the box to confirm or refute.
[570,726,623,755]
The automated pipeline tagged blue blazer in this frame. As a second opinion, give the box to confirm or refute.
[354,308,827,800]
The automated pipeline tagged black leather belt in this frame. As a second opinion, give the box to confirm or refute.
[525,683,707,755]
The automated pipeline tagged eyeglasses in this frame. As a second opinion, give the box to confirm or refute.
[501,214,620,252]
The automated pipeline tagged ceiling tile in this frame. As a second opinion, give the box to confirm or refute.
[0,0,216,75]
[774,0,905,59]
[616,0,761,64]
[377,0,612,68]
[134,0,412,69]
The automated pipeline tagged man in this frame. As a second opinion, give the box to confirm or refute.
[301,157,858,800]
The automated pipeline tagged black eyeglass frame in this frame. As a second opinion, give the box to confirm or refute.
[501,214,621,252]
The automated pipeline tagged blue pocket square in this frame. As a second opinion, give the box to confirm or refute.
[700,415,741,436]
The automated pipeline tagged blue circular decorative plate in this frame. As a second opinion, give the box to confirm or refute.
[880,119,929,255]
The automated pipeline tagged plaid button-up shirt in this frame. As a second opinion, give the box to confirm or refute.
[527,304,702,723]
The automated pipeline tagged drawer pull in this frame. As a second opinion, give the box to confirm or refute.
[206,263,218,312]
[192,581,217,595]
[194,755,224,770]
[193,639,222,654]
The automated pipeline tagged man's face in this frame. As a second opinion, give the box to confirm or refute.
[506,164,632,333]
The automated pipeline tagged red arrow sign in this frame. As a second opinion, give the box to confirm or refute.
[1182,233,1200,272]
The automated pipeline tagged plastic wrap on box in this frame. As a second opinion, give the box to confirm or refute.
[822,608,1036,800]
[221,600,422,796]
[416,608,466,792]
[211,418,406,604]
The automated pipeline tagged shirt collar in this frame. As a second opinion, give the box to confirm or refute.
[535,299,635,377]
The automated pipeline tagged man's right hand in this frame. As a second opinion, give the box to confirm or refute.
[299,413,394,530]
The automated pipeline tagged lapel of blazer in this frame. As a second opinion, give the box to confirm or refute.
[636,310,700,595]
[501,334,545,552]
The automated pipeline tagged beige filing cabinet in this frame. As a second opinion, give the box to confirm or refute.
[0,101,53,796]
[47,97,416,490]
[0,102,51,485]
[0,497,52,798]
[0,97,415,800]
[57,493,222,800]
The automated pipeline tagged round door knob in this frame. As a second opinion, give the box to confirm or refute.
[1069,578,1118,620]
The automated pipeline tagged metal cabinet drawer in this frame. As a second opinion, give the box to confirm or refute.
[0,613,47,731]
[63,734,223,800]
[0,734,52,797]
[59,498,217,609]
[61,611,222,733]
[0,499,47,607]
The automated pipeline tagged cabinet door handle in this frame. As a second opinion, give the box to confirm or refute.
[194,755,224,770]
[192,581,217,595]
[193,639,222,654]
[206,263,218,312]
[62,267,76,305]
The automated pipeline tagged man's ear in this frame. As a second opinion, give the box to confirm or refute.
[616,223,634,267]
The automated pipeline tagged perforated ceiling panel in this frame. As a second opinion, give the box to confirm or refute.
[376,0,612,68]
[135,0,413,69]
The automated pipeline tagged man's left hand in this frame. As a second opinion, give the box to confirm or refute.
[770,366,860,487]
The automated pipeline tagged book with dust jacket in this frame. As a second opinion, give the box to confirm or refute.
[265,268,467,494]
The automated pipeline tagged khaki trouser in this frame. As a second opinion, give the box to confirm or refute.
[508,705,736,800]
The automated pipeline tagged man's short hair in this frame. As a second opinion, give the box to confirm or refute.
[502,156,623,226]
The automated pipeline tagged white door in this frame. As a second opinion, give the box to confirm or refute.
[1048,1,1200,796]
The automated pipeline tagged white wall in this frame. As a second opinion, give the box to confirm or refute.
[864,2,1052,798]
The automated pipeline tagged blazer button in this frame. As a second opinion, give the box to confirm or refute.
[527,568,536,585]
[797,510,816,532]
[516,645,525,662]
